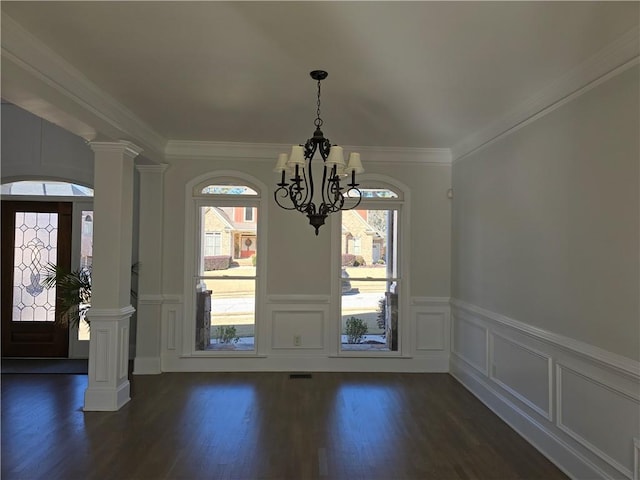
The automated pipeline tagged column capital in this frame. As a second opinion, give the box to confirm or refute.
[136,163,169,174]
[90,140,143,160]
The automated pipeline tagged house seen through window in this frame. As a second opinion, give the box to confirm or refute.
[194,183,259,352]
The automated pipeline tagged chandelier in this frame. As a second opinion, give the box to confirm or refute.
[274,70,363,235]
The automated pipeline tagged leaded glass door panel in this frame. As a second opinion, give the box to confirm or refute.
[1,201,72,357]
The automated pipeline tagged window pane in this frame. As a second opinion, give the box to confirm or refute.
[195,278,255,351]
[78,211,93,341]
[341,208,398,351]
[199,206,257,272]
[12,212,58,322]
[358,188,398,198]
[197,203,258,351]
[1,181,93,197]
[341,280,398,351]
[201,185,257,195]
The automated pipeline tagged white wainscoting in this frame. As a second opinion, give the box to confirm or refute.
[266,295,330,351]
[634,438,640,480]
[410,297,450,371]
[160,295,182,369]
[451,309,488,375]
[158,294,451,372]
[450,299,640,480]
[491,333,553,421]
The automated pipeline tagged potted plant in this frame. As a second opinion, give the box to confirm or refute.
[41,262,138,329]
[41,263,92,329]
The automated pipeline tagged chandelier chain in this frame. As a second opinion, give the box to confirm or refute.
[314,79,323,129]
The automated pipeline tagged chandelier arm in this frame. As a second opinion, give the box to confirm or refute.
[321,165,342,214]
[320,164,331,212]
[273,187,299,210]
[344,186,363,210]
[302,139,319,210]
[288,176,303,211]
[290,160,312,212]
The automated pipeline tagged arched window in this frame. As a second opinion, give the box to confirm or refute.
[338,176,407,354]
[187,173,265,354]
[1,180,94,197]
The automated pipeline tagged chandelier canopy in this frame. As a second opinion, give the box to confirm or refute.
[273,70,363,235]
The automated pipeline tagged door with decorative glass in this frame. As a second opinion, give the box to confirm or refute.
[1,201,72,357]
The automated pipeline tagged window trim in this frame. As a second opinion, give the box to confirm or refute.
[332,174,410,357]
[183,171,267,357]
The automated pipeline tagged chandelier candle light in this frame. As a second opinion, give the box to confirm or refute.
[274,70,364,235]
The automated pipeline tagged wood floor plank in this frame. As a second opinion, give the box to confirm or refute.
[1,372,568,480]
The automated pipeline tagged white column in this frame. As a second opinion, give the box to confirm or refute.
[133,164,168,375]
[84,141,141,411]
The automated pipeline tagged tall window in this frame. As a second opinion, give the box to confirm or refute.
[339,185,402,353]
[192,180,261,352]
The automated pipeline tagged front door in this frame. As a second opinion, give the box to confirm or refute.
[1,201,72,357]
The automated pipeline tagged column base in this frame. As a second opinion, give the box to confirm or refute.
[84,381,131,411]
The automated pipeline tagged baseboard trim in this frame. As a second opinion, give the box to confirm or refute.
[132,356,162,375]
[161,352,450,373]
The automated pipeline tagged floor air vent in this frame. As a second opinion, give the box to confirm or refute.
[289,373,312,379]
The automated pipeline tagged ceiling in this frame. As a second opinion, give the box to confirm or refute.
[1,1,638,160]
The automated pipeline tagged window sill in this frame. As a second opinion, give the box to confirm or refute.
[183,352,267,358]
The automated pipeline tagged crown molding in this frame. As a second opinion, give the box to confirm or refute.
[347,146,451,166]
[1,14,166,159]
[165,140,451,166]
[452,25,640,163]
[165,141,289,161]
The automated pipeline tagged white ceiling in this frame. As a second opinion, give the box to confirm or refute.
[1,1,638,160]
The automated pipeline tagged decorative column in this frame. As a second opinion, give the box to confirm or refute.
[84,141,141,411]
[133,164,168,375]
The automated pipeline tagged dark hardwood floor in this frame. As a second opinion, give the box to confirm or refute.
[1,372,568,480]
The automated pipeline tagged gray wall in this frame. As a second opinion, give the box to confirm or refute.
[451,65,639,360]
[1,103,94,185]
[161,157,451,298]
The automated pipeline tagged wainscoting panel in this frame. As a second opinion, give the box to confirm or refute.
[161,296,182,354]
[450,299,640,480]
[491,333,552,420]
[95,329,109,382]
[557,364,639,478]
[271,310,325,350]
[415,312,445,350]
[634,438,640,480]
[452,311,488,374]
